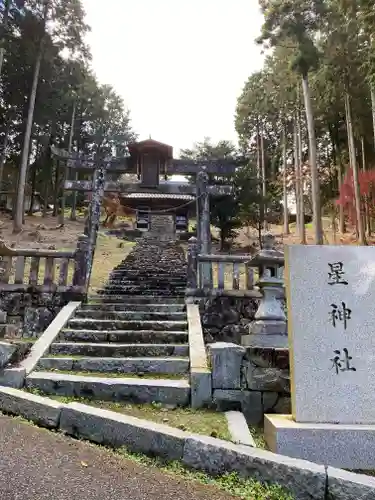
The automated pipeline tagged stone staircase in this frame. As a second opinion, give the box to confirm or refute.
[26,237,191,406]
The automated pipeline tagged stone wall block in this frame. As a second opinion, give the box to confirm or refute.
[209,342,245,390]
[243,363,290,393]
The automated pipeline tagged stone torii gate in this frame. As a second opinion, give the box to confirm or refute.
[51,139,240,286]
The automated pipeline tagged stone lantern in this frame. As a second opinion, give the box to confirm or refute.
[241,233,287,348]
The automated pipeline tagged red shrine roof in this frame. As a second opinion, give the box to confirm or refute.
[128,139,173,159]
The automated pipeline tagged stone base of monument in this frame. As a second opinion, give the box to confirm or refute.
[264,414,375,470]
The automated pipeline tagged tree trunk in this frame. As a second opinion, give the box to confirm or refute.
[371,85,375,150]
[13,11,46,233]
[338,159,346,234]
[66,100,77,221]
[28,163,37,215]
[260,128,267,230]
[344,91,365,245]
[42,178,49,217]
[53,160,59,217]
[282,126,290,234]
[361,135,371,236]
[0,118,11,192]
[297,106,306,244]
[301,74,323,244]
[0,0,11,81]
[294,121,302,236]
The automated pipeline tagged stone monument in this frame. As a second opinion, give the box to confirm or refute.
[265,244,375,469]
[149,213,175,241]
[242,233,287,348]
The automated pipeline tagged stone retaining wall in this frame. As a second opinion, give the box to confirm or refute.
[0,289,84,339]
[201,297,259,344]
[209,342,291,424]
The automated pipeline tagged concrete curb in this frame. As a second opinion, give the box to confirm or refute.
[0,302,81,389]
[225,411,256,447]
[186,303,211,408]
[0,387,374,499]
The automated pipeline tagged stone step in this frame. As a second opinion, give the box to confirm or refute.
[37,356,190,374]
[88,295,185,304]
[26,372,190,405]
[106,280,187,287]
[50,342,189,358]
[75,310,187,321]
[80,303,186,313]
[100,286,186,293]
[67,318,188,331]
[59,329,188,344]
[109,270,186,276]
[98,288,185,296]
[110,272,186,278]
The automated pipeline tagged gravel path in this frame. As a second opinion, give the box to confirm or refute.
[0,415,235,500]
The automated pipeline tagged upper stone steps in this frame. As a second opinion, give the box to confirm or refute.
[67,318,188,332]
[99,286,186,294]
[106,280,187,287]
[88,295,186,304]
[98,287,186,296]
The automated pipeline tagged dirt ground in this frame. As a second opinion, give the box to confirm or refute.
[0,212,87,250]
[232,219,373,250]
[0,212,135,293]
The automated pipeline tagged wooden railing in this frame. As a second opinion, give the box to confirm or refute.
[198,254,254,291]
[186,237,259,297]
[0,234,89,293]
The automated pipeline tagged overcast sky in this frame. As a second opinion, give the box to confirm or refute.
[81,0,264,155]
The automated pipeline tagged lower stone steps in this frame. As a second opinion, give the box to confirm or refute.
[25,371,190,405]
[74,310,187,321]
[58,329,188,344]
[80,303,186,313]
[28,239,192,407]
[50,342,189,358]
[67,318,188,332]
[37,356,190,375]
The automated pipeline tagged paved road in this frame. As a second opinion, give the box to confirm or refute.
[0,415,235,500]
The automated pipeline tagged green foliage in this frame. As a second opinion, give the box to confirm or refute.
[180,137,237,161]
[0,0,136,198]
[179,138,242,249]
[236,0,375,238]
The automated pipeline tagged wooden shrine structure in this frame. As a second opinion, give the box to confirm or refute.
[51,138,241,285]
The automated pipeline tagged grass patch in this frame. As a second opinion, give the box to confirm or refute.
[249,425,268,449]
[10,337,37,343]
[2,230,135,294]
[118,448,295,499]
[89,232,135,293]
[26,389,230,440]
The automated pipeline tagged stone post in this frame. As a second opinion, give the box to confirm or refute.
[195,173,202,252]
[85,161,106,286]
[242,233,287,348]
[186,236,198,290]
[197,168,212,287]
[73,234,90,289]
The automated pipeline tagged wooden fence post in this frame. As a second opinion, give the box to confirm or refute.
[73,234,90,289]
